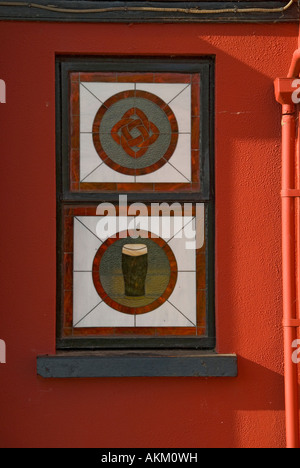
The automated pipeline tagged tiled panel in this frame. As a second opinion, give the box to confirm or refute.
[69,72,201,193]
[61,206,207,338]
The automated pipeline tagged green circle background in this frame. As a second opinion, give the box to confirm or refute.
[99,97,172,170]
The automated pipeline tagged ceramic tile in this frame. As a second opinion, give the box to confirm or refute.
[167,272,197,325]
[135,133,191,183]
[64,253,73,290]
[81,82,135,106]
[135,300,195,327]
[82,161,135,184]
[73,218,102,271]
[191,75,201,117]
[77,215,142,245]
[79,72,117,83]
[70,81,79,116]
[117,73,155,83]
[80,133,103,181]
[63,290,73,328]
[154,73,191,84]
[135,83,189,107]
[75,301,135,328]
[73,271,102,326]
[197,289,206,327]
[95,216,135,240]
[196,255,206,291]
[194,204,205,250]
[64,215,74,252]
[96,215,176,242]
[167,235,196,272]
[75,216,103,237]
[70,149,79,185]
[74,215,200,257]
[135,160,189,183]
[71,114,80,149]
[79,84,102,133]
[155,327,196,336]
[168,85,191,133]
[136,83,191,134]
[166,133,191,181]
[124,216,185,242]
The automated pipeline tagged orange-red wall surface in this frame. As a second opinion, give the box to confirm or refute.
[0,20,298,448]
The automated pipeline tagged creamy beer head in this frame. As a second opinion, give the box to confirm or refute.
[122,244,148,257]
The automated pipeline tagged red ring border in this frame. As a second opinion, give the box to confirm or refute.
[92,230,178,315]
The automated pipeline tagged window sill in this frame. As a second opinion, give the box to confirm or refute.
[37,350,237,378]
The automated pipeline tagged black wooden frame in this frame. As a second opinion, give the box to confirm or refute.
[58,56,214,203]
[0,0,298,23]
[56,55,215,350]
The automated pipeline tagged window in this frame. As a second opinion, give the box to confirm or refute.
[56,56,215,350]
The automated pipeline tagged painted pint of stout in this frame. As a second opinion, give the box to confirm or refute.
[122,244,148,297]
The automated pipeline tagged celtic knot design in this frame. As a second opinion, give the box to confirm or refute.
[111,108,160,158]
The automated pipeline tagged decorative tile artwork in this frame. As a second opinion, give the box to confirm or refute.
[62,67,209,342]
[62,205,207,338]
[69,72,201,192]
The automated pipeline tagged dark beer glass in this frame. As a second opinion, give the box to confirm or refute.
[122,244,148,297]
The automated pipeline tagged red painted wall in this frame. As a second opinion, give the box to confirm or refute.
[0,21,298,448]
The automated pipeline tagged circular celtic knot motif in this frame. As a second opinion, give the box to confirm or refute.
[111,108,160,159]
[92,90,179,176]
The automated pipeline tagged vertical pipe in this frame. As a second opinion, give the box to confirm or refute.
[281,104,300,448]
[296,109,300,322]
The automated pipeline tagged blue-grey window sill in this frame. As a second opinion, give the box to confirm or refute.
[37,350,237,378]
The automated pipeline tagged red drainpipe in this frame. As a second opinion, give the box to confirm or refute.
[274,51,300,448]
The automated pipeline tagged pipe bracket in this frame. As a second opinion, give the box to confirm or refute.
[281,189,300,198]
[283,319,300,327]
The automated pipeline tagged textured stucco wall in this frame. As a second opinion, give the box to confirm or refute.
[0,21,298,448]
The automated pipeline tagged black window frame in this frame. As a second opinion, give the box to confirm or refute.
[56,55,215,351]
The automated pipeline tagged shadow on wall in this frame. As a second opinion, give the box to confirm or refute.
[205,40,287,362]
